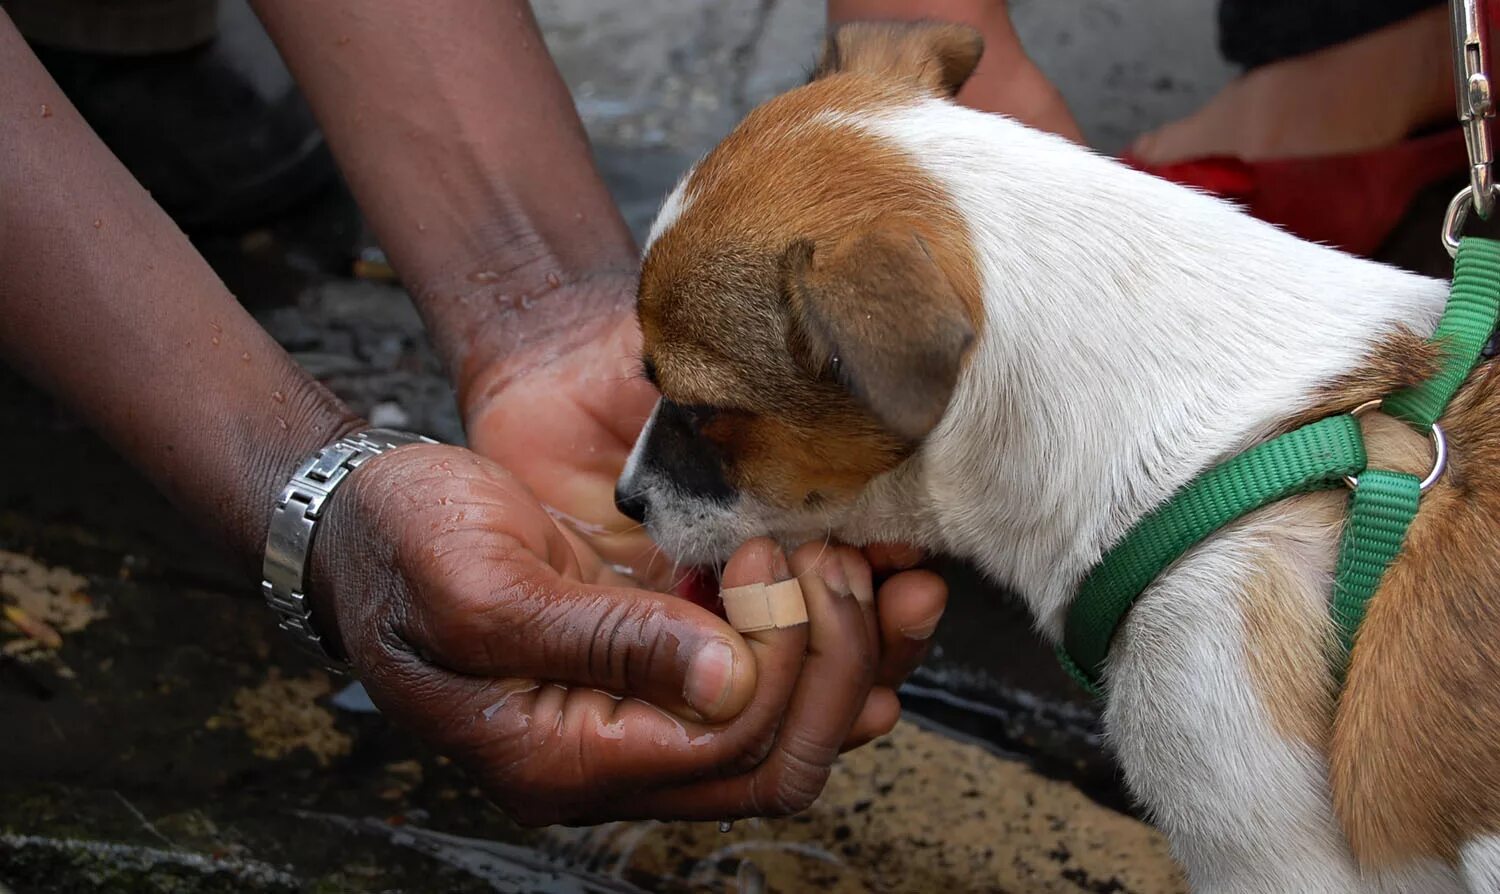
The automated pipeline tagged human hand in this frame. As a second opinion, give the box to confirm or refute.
[459,279,949,688]
[307,442,907,824]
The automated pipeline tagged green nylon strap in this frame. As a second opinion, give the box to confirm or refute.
[1329,469,1420,678]
[1383,238,1500,432]
[1061,414,1368,688]
[1060,236,1500,697]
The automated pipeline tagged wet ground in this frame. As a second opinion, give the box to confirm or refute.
[0,1,1467,892]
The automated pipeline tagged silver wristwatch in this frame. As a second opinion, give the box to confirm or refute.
[262,427,436,672]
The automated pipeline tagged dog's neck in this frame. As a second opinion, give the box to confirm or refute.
[839,100,1449,639]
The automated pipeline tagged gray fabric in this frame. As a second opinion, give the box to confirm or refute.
[1218,0,1443,70]
[5,0,219,55]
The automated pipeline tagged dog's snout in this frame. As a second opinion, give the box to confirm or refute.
[614,483,649,523]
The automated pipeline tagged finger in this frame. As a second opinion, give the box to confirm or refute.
[842,686,901,752]
[609,541,878,821]
[352,632,798,826]
[862,542,923,575]
[873,568,947,688]
[405,542,758,723]
[479,539,816,821]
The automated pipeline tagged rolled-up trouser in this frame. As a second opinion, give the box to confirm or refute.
[3,0,219,55]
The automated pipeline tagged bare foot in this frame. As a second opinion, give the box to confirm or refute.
[1130,6,1451,164]
[827,0,1084,142]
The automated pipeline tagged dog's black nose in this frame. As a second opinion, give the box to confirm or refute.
[614,485,649,523]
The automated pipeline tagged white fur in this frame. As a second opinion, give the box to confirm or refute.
[644,167,697,252]
[632,96,1477,891]
[1461,836,1500,893]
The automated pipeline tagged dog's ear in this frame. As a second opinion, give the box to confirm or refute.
[813,22,984,97]
[780,222,975,442]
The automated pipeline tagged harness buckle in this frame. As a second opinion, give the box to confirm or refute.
[1342,400,1449,493]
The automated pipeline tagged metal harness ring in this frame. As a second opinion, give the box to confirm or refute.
[1443,184,1500,257]
[1342,400,1449,493]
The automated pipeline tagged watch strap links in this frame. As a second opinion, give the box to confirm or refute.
[261,427,436,672]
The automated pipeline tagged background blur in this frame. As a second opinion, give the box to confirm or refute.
[0,1,1459,892]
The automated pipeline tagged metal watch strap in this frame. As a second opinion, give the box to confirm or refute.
[262,427,436,672]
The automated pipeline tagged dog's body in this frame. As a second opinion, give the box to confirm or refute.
[617,24,1500,892]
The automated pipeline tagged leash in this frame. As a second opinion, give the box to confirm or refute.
[1059,0,1500,694]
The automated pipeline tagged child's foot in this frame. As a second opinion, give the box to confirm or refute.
[1130,6,1450,164]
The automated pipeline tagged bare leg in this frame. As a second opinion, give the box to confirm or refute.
[827,0,1084,142]
[1130,6,1450,164]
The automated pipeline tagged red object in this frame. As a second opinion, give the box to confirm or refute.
[672,566,726,617]
[1121,129,1467,257]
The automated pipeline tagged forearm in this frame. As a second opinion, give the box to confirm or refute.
[250,0,638,395]
[0,14,362,569]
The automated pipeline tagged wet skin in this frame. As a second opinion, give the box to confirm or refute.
[0,0,948,823]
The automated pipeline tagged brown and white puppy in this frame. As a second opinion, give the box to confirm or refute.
[615,23,1500,894]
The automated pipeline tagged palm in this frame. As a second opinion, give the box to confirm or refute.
[464,311,672,586]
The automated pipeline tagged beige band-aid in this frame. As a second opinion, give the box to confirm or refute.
[720,578,808,633]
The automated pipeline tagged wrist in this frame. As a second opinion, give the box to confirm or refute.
[437,268,640,417]
[264,428,438,668]
[227,374,366,572]
[355,165,638,400]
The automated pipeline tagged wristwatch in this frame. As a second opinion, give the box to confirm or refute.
[261,427,436,672]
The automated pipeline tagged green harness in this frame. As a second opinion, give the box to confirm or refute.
[1059,236,1500,695]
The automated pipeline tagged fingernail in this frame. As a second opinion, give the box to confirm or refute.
[767,544,791,581]
[685,640,737,717]
[818,555,852,598]
[901,612,943,641]
[841,554,874,606]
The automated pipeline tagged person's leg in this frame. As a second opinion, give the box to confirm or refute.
[1130,3,1449,164]
[6,0,335,232]
[6,0,219,55]
[827,0,1083,142]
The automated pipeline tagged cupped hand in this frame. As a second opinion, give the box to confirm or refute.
[459,283,949,686]
[460,285,664,587]
[308,442,915,824]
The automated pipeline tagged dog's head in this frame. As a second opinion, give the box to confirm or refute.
[616,23,986,565]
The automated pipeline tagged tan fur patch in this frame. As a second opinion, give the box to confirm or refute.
[638,68,981,511]
[1240,520,1338,749]
[1240,412,1436,750]
[1298,344,1500,865]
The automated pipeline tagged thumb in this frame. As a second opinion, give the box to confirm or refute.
[410,548,758,723]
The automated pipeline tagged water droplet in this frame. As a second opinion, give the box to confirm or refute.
[544,272,561,289]
[210,336,220,346]
[272,390,286,403]
[276,417,289,430]
[240,352,251,362]
[335,35,351,45]
[520,294,535,310]
[719,820,734,834]
[39,104,52,118]
[92,219,102,229]
[468,270,500,284]
[574,211,585,222]
[210,322,222,333]
[417,221,427,233]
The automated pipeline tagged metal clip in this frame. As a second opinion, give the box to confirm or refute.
[1454,0,1497,218]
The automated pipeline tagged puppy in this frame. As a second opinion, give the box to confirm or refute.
[615,22,1500,894]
